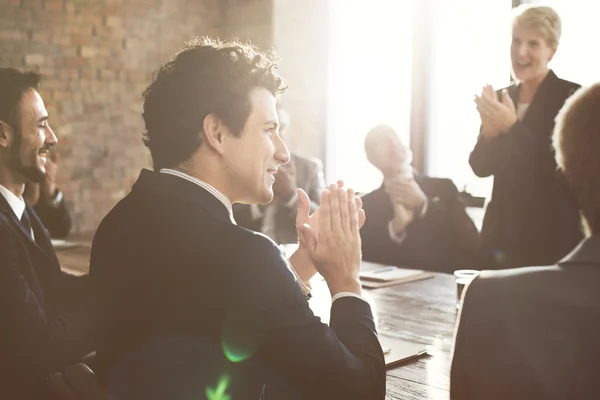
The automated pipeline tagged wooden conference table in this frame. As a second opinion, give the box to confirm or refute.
[55,240,457,400]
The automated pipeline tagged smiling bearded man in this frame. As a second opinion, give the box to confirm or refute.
[0,68,93,399]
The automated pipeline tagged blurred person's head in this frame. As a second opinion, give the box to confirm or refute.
[276,104,291,140]
[142,37,289,205]
[553,83,600,236]
[510,4,561,84]
[364,124,412,179]
[0,68,57,189]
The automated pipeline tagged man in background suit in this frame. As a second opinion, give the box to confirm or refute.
[234,105,325,244]
[451,83,600,399]
[0,68,92,398]
[91,37,385,400]
[361,125,478,272]
[23,151,73,239]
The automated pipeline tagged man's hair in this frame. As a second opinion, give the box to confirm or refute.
[142,36,287,170]
[553,83,600,236]
[0,68,41,131]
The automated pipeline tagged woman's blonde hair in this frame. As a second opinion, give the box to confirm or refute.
[512,4,562,48]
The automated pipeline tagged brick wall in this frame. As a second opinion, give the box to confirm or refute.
[221,0,273,50]
[0,0,222,233]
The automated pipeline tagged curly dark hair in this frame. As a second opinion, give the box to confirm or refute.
[0,68,41,131]
[553,83,600,236]
[142,36,287,170]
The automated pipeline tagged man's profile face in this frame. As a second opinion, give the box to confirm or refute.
[222,87,291,204]
[5,89,57,184]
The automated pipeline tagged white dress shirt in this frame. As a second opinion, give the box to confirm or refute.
[0,183,34,239]
[517,103,530,120]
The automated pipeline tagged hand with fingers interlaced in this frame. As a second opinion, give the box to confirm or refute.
[296,183,363,297]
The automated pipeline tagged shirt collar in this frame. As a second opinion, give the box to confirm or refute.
[0,183,25,220]
[159,168,235,224]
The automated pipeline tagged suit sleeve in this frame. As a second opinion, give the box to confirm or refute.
[33,193,73,239]
[53,272,90,314]
[232,242,386,400]
[0,222,92,378]
[470,116,558,178]
[451,275,502,399]
[402,190,477,271]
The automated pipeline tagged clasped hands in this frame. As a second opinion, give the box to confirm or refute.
[474,84,518,139]
[291,181,365,296]
[384,177,427,234]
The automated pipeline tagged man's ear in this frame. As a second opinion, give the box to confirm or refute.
[0,121,13,149]
[202,114,228,155]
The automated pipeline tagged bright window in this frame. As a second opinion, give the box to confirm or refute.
[326,0,413,193]
[530,0,600,86]
[426,0,513,198]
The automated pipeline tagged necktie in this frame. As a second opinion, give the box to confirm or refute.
[21,208,33,239]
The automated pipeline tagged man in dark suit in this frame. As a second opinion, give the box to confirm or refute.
[451,83,600,399]
[0,68,92,398]
[91,37,385,400]
[361,125,478,271]
[234,106,325,244]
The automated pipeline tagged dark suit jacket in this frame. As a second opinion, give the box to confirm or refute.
[0,195,91,399]
[91,169,385,400]
[360,176,479,272]
[33,191,73,239]
[234,153,325,244]
[470,70,582,269]
[451,236,600,400]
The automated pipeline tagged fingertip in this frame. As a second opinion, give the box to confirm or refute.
[355,196,363,208]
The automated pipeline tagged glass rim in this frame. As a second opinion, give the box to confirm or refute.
[453,269,480,278]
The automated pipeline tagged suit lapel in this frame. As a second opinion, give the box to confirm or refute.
[0,194,58,266]
[27,204,61,265]
[520,70,563,134]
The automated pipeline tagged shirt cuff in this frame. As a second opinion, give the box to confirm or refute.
[287,257,312,299]
[388,221,408,244]
[332,292,364,303]
[48,190,63,208]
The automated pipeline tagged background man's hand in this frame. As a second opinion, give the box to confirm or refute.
[41,151,60,199]
[272,162,297,203]
[384,178,427,215]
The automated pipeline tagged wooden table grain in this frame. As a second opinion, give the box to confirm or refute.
[55,244,457,399]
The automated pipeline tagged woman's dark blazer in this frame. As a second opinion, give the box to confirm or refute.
[470,70,582,269]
